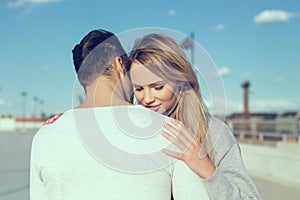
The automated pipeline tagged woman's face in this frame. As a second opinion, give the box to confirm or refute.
[130,61,179,115]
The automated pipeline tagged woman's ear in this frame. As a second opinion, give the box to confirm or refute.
[113,56,125,78]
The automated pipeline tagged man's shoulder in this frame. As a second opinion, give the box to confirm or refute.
[92,105,169,124]
[33,110,76,143]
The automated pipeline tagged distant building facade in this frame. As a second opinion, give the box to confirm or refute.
[0,115,43,132]
[0,115,15,131]
[275,112,300,135]
[226,111,300,136]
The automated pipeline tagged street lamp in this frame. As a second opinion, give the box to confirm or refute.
[33,96,38,118]
[21,91,27,132]
[40,99,44,118]
[21,91,27,118]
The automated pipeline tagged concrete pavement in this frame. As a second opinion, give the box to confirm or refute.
[1,130,299,200]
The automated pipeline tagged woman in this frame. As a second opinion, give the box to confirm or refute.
[129,33,261,199]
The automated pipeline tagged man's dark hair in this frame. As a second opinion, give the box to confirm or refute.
[72,29,129,87]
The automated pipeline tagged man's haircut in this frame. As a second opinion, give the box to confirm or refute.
[72,29,129,87]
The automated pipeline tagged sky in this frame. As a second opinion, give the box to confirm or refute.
[0,0,299,117]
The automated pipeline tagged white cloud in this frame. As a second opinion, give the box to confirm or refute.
[16,7,32,19]
[242,72,251,80]
[168,9,176,16]
[250,99,298,112]
[275,76,284,83]
[208,98,242,115]
[206,95,230,115]
[254,9,297,24]
[41,66,49,71]
[224,98,299,114]
[214,24,225,32]
[217,66,230,77]
[0,99,11,108]
[7,0,61,8]
[0,99,4,106]
[225,99,243,114]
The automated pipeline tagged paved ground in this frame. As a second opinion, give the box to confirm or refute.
[253,177,300,200]
[0,130,299,200]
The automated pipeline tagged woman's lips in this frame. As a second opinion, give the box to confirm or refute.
[145,104,161,112]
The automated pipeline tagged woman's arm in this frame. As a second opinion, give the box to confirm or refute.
[162,118,261,200]
[201,143,261,199]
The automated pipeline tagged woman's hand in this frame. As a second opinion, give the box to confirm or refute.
[161,118,216,179]
[43,113,63,126]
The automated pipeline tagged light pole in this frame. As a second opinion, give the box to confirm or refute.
[180,32,195,66]
[21,91,27,118]
[190,32,195,66]
[40,99,44,119]
[21,91,27,132]
[33,96,38,118]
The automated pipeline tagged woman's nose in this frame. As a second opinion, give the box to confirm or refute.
[144,89,155,104]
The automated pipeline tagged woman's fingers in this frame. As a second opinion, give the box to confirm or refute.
[161,148,182,160]
[164,120,195,148]
[54,113,63,120]
[161,131,186,151]
[162,119,207,161]
[165,122,191,143]
[43,118,54,125]
[171,118,198,142]
[43,113,63,126]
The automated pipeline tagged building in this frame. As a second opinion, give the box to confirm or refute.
[226,112,278,135]
[226,111,300,142]
[0,115,43,132]
[0,114,15,131]
[275,112,300,135]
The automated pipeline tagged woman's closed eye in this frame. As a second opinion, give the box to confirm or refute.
[134,86,143,91]
[154,85,164,90]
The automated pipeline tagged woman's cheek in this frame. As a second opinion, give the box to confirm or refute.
[134,92,143,103]
[159,89,176,101]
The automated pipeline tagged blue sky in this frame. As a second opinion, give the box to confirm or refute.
[0,0,299,117]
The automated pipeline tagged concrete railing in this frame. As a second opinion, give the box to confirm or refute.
[235,131,299,144]
[240,142,300,190]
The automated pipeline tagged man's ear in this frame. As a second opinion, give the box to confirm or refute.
[113,56,125,78]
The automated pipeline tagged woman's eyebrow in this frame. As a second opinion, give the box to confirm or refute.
[132,83,141,87]
[149,81,165,87]
[132,81,165,87]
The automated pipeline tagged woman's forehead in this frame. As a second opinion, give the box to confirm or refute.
[130,61,163,85]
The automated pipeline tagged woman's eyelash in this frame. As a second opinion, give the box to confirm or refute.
[134,87,143,91]
[133,84,164,91]
[155,85,164,90]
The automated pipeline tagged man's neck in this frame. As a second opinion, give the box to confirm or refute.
[76,77,129,109]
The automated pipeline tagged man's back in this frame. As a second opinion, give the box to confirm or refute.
[30,106,209,200]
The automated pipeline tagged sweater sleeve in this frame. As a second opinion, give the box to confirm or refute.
[30,133,48,200]
[202,143,262,200]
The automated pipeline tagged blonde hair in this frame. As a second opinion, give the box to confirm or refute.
[130,34,213,158]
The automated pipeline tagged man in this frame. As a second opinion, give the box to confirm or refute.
[30,29,209,199]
